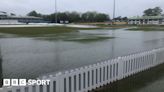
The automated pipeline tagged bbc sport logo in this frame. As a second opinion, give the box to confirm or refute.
[3,79,50,86]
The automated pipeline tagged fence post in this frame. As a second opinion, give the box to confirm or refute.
[118,57,123,80]
[153,49,157,67]
[56,72,63,92]
[49,75,54,92]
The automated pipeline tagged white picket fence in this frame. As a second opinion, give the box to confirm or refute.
[1,47,164,92]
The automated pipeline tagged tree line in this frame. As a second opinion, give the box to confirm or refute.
[143,7,164,16]
[27,11,110,23]
[27,7,164,23]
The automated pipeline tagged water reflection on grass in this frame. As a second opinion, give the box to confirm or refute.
[93,64,164,92]
[65,36,113,42]
[36,32,113,43]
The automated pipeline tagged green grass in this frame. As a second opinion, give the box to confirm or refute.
[0,26,101,37]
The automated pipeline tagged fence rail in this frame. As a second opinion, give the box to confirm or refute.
[1,48,164,92]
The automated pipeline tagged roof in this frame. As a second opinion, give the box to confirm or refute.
[0,15,42,19]
[0,12,7,16]
[8,16,42,19]
[129,16,164,20]
[0,11,42,19]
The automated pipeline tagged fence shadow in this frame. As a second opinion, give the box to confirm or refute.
[0,48,2,88]
[93,63,164,92]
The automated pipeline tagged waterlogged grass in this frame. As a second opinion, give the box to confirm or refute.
[127,25,164,31]
[77,23,134,29]
[96,24,134,28]
[0,26,114,42]
[0,26,101,37]
[0,25,136,37]
[1,25,164,37]
[36,33,113,43]
[128,27,164,31]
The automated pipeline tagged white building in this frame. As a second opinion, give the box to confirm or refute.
[128,16,164,25]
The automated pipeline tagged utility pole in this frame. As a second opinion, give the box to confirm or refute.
[55,0,58,23]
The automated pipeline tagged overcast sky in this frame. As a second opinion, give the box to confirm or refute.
[0,0,164,17]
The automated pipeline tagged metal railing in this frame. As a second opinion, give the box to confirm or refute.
[1,47,164,92]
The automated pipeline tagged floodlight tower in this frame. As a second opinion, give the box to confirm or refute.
[55,0,58,23]
[113,0,116,24]
[111,0,116,59]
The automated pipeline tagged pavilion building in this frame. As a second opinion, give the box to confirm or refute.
[128,16,164,25]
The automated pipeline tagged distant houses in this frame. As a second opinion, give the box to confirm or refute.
[128,16,164,25]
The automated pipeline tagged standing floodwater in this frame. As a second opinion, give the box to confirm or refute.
[1,29,164,79]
